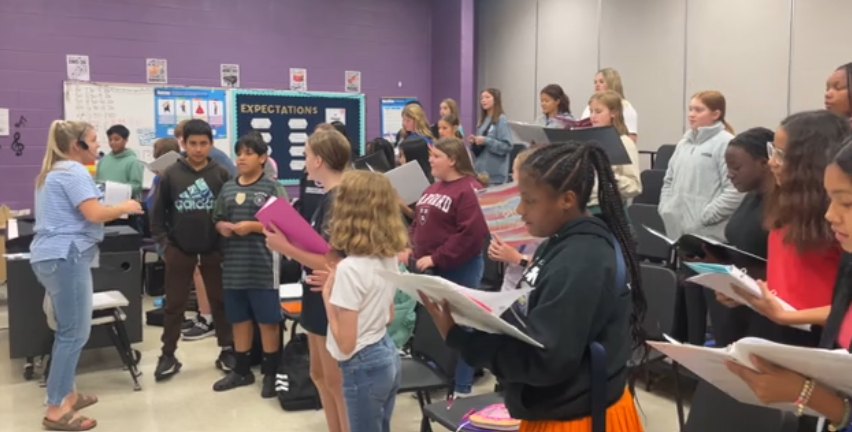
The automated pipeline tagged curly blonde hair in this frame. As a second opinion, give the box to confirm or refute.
[329,170,409,257]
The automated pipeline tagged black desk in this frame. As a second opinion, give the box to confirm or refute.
[6,226,143,359]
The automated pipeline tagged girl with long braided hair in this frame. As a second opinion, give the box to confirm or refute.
[421,142,647,432]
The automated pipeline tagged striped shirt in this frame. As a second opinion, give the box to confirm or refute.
[213,175,288,290]
[31,161,104,262]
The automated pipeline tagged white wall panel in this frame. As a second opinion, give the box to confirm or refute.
[789,0,852,114]
[535,0,600,123]
[599,0,686,152]
[685,0,792,131]
[476,0,538,122]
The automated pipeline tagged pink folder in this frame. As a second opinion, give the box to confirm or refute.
[255,197,330,255]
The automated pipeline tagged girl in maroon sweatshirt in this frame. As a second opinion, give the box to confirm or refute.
[402,137,489,397]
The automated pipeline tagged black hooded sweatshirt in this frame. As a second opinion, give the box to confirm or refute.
[151,157,230,254]
[446,216,632,421]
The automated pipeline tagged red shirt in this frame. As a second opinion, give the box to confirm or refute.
[410,176,488,269]
[767,228,841,310]
[837,304,852,349]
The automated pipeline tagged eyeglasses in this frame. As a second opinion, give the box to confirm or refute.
[766,142,784,164]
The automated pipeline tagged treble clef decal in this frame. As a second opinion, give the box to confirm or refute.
[11,131,24,156]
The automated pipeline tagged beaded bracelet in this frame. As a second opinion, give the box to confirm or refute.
[795,378,815,417]
[828,397,852,432]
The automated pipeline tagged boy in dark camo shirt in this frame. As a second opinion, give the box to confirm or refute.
[212,133,287,397]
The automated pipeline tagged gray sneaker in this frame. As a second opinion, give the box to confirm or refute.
[182,316,214,341]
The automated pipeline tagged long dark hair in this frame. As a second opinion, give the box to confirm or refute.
[521,143,646,353]
[478,88,505,127]
[367,137,395,167]
[540,84,571,115]
[399,137,434,183]
[765,110,852,251]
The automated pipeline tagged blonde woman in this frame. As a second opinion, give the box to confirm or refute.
[320,170,408,432]
[582,68,639,142]
[397,103,435,146]
[587,90,642,214]
[264,129,351,432]
[33,120,142,431]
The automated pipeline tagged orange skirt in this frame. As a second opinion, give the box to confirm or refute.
[519,388,644,432]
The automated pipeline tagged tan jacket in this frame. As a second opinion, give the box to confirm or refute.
[588,135,642,207]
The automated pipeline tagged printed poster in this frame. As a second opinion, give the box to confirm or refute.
[345,71,361,93]
[220,63,240,87]
[290,68,307,91]
[154,87,227,139]
[66,55,91,81]
[146,58,168,84]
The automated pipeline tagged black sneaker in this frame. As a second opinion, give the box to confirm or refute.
[261,374,277,399]
[213,371,255,392]
[154,354,182,382]
[181,316,197,332]
[215,349,237,372]
[182,316,214,341]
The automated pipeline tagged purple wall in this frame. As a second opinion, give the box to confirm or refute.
[0,0,477,210]
[430,0,476,137]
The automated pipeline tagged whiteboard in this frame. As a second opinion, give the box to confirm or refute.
[63,81,233,188]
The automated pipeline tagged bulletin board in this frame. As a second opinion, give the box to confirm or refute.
[63,81,233,188]
[380,97,418,141]
[231,89,365,185]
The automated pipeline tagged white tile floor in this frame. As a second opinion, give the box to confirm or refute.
[0,299,686,432]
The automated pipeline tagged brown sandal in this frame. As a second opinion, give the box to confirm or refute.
[42,411,97,431]
[71,394,98,411]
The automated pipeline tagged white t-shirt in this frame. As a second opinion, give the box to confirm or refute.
[582,99,638,135]
[326,255,398,361]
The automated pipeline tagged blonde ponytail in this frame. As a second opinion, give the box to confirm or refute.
[722,120,735,134]
[36,120,91,188]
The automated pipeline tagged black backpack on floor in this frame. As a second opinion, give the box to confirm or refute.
[276,333,321,411]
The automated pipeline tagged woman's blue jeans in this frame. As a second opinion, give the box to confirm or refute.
[31,244,97,406]
[437,254,484,394]
[339,334,401,432]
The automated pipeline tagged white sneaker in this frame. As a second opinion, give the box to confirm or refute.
[453,391,472,399]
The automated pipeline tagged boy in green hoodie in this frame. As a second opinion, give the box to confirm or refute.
[95,124,144,198]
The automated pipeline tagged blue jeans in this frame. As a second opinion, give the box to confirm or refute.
[339,334,401,432]
[31,244,97,406]
[437,254,484,394]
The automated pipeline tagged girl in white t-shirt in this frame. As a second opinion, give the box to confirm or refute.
[320,170,408,432]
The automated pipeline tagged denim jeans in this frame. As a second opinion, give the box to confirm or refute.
[31,244,97,406]
[437,254,484,394]
[339,334,401,432]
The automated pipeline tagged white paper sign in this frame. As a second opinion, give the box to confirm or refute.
[146,58,168,84]
[345,70,361,93]
[325,108,346,124]
[103,181,132,219]
[220,63,240,87]
[0,108,9,136]
[290,68,307,91]
[66,55,91,81]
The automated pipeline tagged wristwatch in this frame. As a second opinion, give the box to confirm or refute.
[519,255,530,268]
